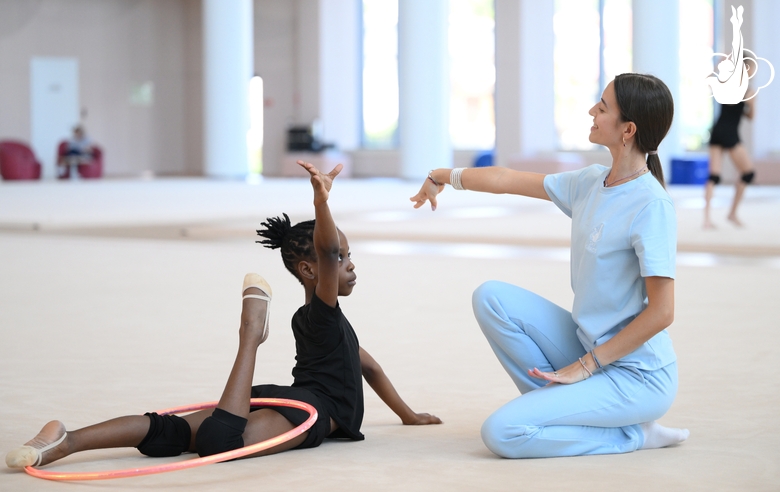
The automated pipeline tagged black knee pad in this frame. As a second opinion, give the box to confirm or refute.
[195,408,247,457]
[136,412,191,457]
[741,171,755,184]
[708,173,721,184]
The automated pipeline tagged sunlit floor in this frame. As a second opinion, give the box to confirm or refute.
[1,177,778,491]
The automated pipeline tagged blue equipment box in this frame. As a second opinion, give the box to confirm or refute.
[670,156,709,185]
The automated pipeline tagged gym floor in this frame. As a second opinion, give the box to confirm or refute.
[1,177,778,491]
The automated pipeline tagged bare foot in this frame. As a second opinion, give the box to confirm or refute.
[703,219,717,230]
[6,421,68,468]
[727,213,744,227]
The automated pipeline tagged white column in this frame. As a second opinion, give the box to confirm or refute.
[296,0,321,125]
[398,0,451,179]
[319,0,361,151]
[632,0,681,176]
[752,0,780,157]
[494,0,555,168]
[203,0,253,178]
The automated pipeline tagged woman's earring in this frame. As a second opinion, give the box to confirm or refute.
[622,138,626,147]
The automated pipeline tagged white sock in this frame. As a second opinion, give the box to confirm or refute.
[639,421,690,449]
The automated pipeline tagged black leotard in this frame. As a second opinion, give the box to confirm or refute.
[709,101,745,149]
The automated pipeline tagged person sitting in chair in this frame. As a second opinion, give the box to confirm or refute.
[58,125,95,178]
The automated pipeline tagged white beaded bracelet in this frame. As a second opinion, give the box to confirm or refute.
[450,167,466,190]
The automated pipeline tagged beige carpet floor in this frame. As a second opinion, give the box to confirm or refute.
[1,177,778,491]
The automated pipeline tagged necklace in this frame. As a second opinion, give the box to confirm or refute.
[603,167,648,187]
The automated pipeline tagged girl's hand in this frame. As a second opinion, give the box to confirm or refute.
[528,360,590,385]
[297,160,343,204]
[410,178,444,211]
[403,412,443,425]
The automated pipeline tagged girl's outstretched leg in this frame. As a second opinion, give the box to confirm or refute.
[6,415,153,468]
[215,273,272,418]
[5,276,270,469]
[195,273,300,457]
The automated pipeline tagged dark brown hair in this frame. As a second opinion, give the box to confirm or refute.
[613,73,674,187]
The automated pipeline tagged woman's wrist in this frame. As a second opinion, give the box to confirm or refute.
[450,168,466,190]
[427,170,442,186]
[590,349,604,370]
[582,352,599,375]
[428,169,447,186]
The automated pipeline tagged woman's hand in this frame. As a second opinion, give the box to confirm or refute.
[402,412,443,425]
[297,160,343,204]
[528,359,591,385]
[410,178,444,211]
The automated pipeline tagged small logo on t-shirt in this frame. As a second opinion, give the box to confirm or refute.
[586,223,604,253]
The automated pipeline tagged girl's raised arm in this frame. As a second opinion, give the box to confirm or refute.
[298,160,343,307]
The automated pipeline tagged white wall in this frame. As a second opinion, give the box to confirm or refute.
[319,0,361,151]
[2,0,778,178]
[253,0,296,177]
[494,0,555,169]
[0,0,203,177]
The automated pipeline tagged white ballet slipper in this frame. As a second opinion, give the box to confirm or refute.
[242,273,273,344]
[6,422,67,468]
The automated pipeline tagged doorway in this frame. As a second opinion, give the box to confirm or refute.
[30,57,79,179]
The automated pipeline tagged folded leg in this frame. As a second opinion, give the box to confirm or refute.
[472,280,584,393]
[481,362,678,458]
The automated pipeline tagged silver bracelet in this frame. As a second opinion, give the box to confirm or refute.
[427,169,441,186]
[591,349,603,369]
[450,167,466,190]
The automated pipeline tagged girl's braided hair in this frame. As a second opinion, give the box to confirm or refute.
[256,213,316,284]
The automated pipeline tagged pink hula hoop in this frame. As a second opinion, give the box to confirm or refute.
[24,398,318,481]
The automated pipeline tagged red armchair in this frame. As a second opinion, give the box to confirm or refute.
[0,141,42,180]
[57,141,103,179]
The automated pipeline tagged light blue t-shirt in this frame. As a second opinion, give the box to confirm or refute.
[543,164,677,371]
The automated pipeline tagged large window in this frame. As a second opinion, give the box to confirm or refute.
[554,0,631,151]
[449,0,495,150]
[554,0,713,151]
[679,0,714,150]
[362,0,496,150]
[362,0,399,148]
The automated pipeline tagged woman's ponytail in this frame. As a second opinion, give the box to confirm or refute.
[647,153,666,188]
[614,73,674,188]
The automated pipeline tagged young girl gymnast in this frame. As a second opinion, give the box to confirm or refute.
[6,160,440,470]
[411,73,689,458]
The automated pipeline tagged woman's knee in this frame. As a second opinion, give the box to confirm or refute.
[472,281,515,319]
[481,413,533,459]
[473,280,504,304]
[480,415,508,457]
[195,408,248,457]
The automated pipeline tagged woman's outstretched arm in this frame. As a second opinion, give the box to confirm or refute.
[411,167,549,211]
[359,347,442,425]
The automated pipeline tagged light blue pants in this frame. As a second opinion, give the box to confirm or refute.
[472,280,678,458]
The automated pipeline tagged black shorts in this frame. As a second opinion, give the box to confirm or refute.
[709,125,740,149]
[250,384,331,449]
